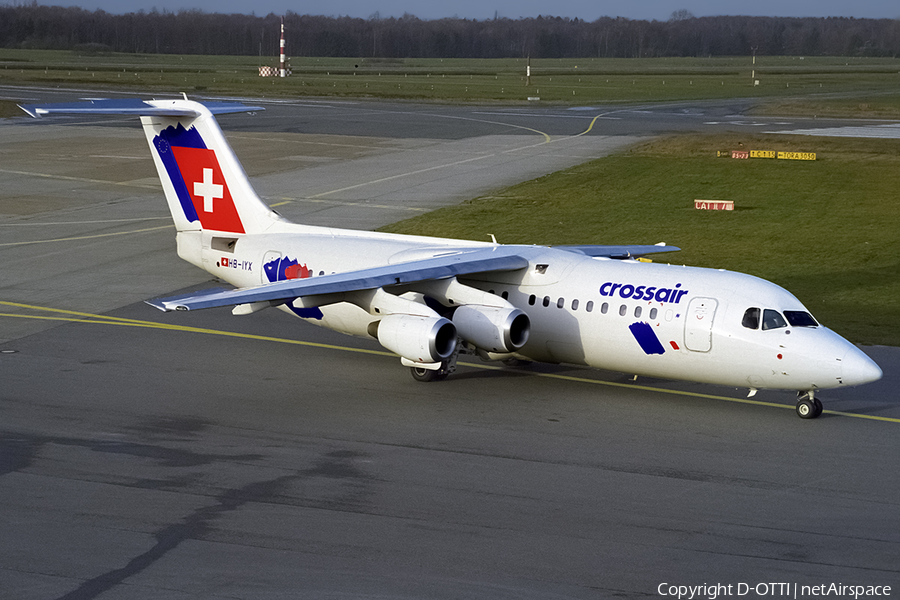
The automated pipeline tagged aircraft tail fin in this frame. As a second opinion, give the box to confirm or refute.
[20,98,279,235]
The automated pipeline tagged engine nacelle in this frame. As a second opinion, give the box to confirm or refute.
[371,314,458,363]
[452,305,530,353]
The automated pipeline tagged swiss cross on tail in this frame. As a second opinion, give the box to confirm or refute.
[171,147,245,233]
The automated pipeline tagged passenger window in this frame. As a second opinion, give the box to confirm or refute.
[501,291,509,300]
[649,308,658,320]
[619,304,627,317]
[785,311,818,327]
[529,294,536,306]
[557,297,565,309]
[543,296,551,307]
[634,306,642,318]
[586,301,594,312]
[762,309,787,330]
[600,302,608,314]
[742,307,760,330]
[572,299,579,311]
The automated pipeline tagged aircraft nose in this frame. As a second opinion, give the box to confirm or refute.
[841,346,883,386]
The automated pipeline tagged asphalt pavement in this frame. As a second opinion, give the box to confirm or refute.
[1,86,897,599]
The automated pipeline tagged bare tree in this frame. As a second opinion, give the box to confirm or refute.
[0,5,897,58]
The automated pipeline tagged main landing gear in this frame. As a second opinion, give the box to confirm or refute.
[410,364,450,382]
[796,391,824,419]
[408,340,460,382]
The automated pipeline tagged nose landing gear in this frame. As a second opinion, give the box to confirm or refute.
[796,391,823,419]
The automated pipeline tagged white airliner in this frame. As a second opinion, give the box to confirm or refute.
[22,98,882,418]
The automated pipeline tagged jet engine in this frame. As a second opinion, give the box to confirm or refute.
[370,314,458,363]
[452,305,530,353]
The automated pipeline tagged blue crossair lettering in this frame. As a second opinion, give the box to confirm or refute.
[599,281,689,304]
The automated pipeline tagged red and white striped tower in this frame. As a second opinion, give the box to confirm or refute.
[279,17,286,78]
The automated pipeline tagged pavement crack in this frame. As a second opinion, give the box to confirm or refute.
[52,475,297,600]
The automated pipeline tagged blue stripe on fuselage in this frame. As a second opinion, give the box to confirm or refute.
[629,322,666,355]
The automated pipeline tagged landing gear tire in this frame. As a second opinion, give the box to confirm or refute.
[796,399,816,419]
[410,366,448,382]
[813,398,823,418]
[796,395,823,419]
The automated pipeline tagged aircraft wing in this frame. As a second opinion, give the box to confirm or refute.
[148,245,530,312]
[555,244,680,258]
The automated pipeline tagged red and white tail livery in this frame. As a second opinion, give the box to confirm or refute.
[139,100,280,235]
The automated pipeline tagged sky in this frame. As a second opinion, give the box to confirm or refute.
[36,0,900,21]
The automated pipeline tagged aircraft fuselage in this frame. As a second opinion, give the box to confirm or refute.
[185,226,879,393]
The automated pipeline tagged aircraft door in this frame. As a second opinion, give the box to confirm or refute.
[261,251,281,283]
[684,297,718,352]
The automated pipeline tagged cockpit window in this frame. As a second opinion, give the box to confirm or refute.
[784,310,818,328]
[762,309,787,330]
[742,307,760,330]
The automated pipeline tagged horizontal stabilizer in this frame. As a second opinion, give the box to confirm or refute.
[149,246,530,312]
[554,244,680,259]
[19,98,264,119]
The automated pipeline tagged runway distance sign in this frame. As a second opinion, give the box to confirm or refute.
[778,151,817,160]
[715,150,815,160]
[694,200,734,210]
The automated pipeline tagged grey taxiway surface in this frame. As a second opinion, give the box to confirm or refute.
[1,88,898,599]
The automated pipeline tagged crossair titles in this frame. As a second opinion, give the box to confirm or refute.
[599,281,688,304]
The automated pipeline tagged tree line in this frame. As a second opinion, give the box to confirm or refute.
[2,3,899,58]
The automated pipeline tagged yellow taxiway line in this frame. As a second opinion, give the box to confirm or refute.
[2,300,896,424]
[0,225,173,248]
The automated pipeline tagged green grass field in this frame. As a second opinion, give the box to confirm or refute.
[380,134,900,346]
[2,49,900,115]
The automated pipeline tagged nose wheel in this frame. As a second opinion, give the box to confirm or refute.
[796,391,823,419]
